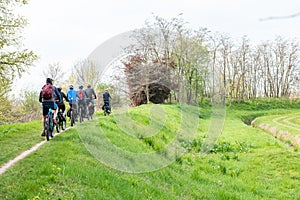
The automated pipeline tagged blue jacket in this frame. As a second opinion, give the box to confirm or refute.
[67,89,79,103]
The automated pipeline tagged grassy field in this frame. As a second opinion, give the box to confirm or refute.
[253,112,300,151]
[0,99,300,199]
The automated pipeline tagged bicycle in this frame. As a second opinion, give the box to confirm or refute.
[44,108,55,141]
[86,98,95,120]
[68,106,76,127]
[56,109,66,132]
[103,102,111,116]
[78,102,84,123]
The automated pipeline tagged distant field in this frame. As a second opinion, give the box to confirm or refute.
[253,112,300,150]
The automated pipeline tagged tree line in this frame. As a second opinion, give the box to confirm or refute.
[121,15,300,106]
[1,0,299,123]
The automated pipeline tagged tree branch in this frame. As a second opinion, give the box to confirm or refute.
[260,12,300,21]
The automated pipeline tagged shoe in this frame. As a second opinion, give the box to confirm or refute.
[41,130,45,136]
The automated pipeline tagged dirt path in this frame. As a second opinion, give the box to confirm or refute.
[0,140,46,175]
[0,128,70,176]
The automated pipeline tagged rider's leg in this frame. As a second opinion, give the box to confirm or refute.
[108,101,111,111]
[42,116,45,130]
[53,103,58,121]
[41,104,48,136]
[83,101,88,116]
[61,104,66,113]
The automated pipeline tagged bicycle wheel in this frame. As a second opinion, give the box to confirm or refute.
[89,106,94,120]
[56,117,60,133]
[50,113,54,138]
[61,113,66,130]
[70,110,75,127]
[62,119,66,130]
[45,116,51,141]
[79,107,83,123]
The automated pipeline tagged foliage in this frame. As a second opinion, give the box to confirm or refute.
[0,90,41,124]
[122,15,300,107]
[0,0,37,124]
[0,96,14,124]
[123,55,171,106]
[123,15,210,106]
[0,0,37,93]
[230,97,300,111]
[19,90,41,121]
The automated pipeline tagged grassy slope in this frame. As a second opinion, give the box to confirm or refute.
[0,120,44,165]
[0,100,300,200]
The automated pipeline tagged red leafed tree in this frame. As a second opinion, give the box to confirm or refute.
[123,55,172,106]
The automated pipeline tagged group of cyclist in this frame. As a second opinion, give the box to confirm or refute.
[39,77,111,137]
[67,84,97,122]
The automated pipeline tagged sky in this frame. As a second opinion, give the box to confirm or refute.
[11,0,300,95]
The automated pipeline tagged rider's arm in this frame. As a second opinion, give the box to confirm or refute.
[63,92,69,102]
[84,90,88,99]
[39,90,42,102]
[54,87,62,102]
[76,91,80,100]
[92,89,97,99]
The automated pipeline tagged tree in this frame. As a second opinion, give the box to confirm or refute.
[123,15,211,106]
[0,0,37,93]
[73,59,100,88]
[0,0,37,123]
[43,62,66,85]
[123,55,171,106]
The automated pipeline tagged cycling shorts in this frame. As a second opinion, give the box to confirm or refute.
[42,102,58,116]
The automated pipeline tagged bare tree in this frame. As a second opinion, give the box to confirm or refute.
[43,62,66,85]
[73,59,101,88]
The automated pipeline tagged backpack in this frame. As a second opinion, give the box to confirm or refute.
[78,90,84,100]
[41,84,53,100]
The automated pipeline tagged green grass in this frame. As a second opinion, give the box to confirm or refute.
[252,112,300,151]
[254,114,300,134]
[0,100,300,199]
[0,120,44,165]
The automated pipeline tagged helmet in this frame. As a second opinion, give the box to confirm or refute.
[69,84,74,89]
[46,77,53,84]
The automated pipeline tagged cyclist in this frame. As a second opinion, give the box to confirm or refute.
[39,77,61,136]
[57,85,69,120]
[77,85,88,118]
[102,88,112,113]
[67,84,79,119]
[85,84,97,113]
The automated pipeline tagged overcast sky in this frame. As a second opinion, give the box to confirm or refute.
[12,0,300,94]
